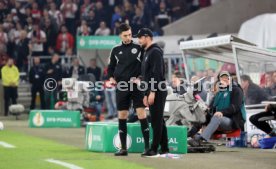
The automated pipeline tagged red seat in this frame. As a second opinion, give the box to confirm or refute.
[212,129,241,139]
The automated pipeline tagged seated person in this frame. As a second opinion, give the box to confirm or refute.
[87,84,104,121]
[171,71,186,95]
[249,104,276,137]
[189,71,245,146]
[240,75,268,105]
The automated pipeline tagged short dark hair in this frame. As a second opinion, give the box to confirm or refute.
[173,71,182,78]
[241,75,252,84]
[118,23,131,34]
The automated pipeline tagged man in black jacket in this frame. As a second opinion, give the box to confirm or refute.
[68,57,85,79]
[136,28,169,156]
[44,53,62,109]
[29,57,45,109]
[107,23,149,156]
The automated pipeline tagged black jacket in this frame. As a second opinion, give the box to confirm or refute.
[141,43,166,94]
[69,65,85,78]
[29,64,45,87]
[45,62,62,82]
[107,41,143,82]
[87,66,101,81]
[245,83,268,105]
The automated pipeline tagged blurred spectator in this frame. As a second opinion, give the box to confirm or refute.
[56,25,74,55]
[61,48,74,77]
[31,2,42,24]
[123,0,135,23]
[80,0,94,18]
[155,1,171,31]
[137,0,152,27]
[270,71,276,97]
[11,22,23,45]
[111,5,123,29]
[27,24,47,57]
[1,58,19,116]
[112,19,122,35]
[87,58,101,81]
[44,18,59,55]
[0,24,8,55]
[15,30,30,72]
[60,0,78,35]
[25,17,34,33]
[131,6,145,34]
[240,75,268,105]
[49,2,63,28]
[29,57,45,109]
[95,21,111,36]
[171,71,186,95]
[10,1,25,25]
[77,20,91,36]
[69,57,85,79]
[206,68,215,81]
[94,1,108,26]
[167,0,187,21]
[83,10,98,35]
[88,83,105,121]
[0,1,9,22]
[263,72,274,96]
[40,9,58,33]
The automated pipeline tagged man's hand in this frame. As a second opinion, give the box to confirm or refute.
[96,95,101,100]
[130,77,141,85]
[109,77,117,85]
[214,112,223,118]
[143,96,149,107]
[47,69,54,74]
[148,92,155,106]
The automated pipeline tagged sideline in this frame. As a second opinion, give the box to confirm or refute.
[0,141,16,148]
[45,159,84,169]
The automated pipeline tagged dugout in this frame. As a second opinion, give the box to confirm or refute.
[179,35,276,135]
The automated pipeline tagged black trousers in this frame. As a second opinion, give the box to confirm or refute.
[4,87,18,116]
[149,90,169,152]
[30,86,45,110]
[249,111,274,134]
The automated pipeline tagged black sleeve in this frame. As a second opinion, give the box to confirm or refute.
[221,87,243,117]
[79,66,85,75]
[107,48,117,79]
[69,67,73,78]
[29,68,34,84]
[149,50,164,91]
[56,64,63,81]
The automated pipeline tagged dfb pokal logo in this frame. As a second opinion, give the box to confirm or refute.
[33,112,44,127]
[113,133,132,150]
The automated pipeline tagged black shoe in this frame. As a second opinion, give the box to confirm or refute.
[141,149,159,157]
[159,150,169,155]
[188,138,202,147]
[141,149,149,156]
[114,149,128,156]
